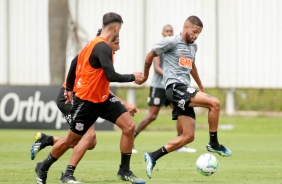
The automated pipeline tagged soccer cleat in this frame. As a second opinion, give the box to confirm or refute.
[143,152,156,179]
[117,166,146,184]
[35,162,47,184]
[60,172,83,184]
[206,144,232,157]
[175,146,197,153]
[30,132,50,160]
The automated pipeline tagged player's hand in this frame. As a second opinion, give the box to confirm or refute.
[64,90,73,104]
[133,72,143,85]
[138,75,148,85]
[124,103,137,117]
[198,85,204,92]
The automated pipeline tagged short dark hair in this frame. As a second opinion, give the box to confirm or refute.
[97,28,119,41]
[162,24,173,32]
[187,16,203,27]
[103,12,123,26]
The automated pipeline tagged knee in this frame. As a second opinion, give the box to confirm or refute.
[148,113,158,122]
[87,138,97,150]
[211,98,220,111]
[122,121,135,134]
[182,134,195,144]
[85,133,97,150]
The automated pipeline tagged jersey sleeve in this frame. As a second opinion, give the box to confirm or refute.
[94,42,135,82]
[66,55,78,91]
[152,36,175,56]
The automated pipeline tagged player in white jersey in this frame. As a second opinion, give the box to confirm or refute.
[139,15,232,179]
[133,24,196,154]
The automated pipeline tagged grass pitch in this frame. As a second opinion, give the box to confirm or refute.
[0,113,282,184]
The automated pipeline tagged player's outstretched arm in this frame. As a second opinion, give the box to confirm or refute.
[139,50,158,84]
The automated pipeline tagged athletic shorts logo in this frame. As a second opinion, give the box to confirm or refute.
[178,99,185,110]
[109,97,118,103]
[65,114,72,125]
[75,123,84,131]
[153,97,161,105]
[173,85,184,96]
[187,87,196,94]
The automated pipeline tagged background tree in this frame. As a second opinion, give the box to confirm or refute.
[48,0,68,85]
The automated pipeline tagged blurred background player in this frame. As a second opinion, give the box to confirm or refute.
[133,24,196,153]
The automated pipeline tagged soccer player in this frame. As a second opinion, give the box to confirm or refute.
[139,15,232,179]
[133,24,196,153]
[35,12,145,184]
[31,30,137,183]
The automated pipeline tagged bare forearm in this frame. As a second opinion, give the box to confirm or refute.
[191,64,204,91]
[144,51,157,79]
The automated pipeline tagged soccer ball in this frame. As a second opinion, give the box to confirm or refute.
[196,153,218,176]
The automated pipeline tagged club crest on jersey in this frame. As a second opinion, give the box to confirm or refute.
[187,87,196,94]
[75,123,84,131]
[109,97,118,103]
[178,99,186,110]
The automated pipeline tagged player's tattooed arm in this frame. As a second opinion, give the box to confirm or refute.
[140,50,158,84]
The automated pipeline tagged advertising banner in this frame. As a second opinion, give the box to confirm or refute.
[0,86,114,130]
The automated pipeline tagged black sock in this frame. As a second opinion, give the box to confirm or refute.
[150,146,168,161]
[209,132,219,147]
[134,131,139,138]
[41,153,57,171]
[120,152,131,171]
[65,165,76,176]
[46,136,54,146]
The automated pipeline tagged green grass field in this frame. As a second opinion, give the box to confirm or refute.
[0,112,282,184]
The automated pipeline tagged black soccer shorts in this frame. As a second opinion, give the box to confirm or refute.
[165,83,198,120]
[70,94,127,135]
[148,87,170,107]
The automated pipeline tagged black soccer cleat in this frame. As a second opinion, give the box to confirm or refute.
[60,172,83,184]
[30,132,50,160]
[35,162,47,184]
[117,165,146,184]
[206,144,232,157]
